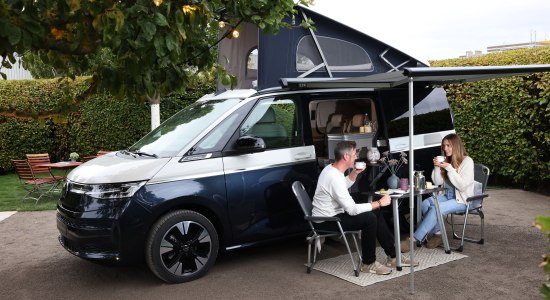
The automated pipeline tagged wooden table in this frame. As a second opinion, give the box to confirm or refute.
[37,161,82,179]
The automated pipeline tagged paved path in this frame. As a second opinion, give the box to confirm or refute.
[0,189,548,299]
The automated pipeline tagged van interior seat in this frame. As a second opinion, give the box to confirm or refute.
[248,107,288,148]
[349,114,366,133]
[326,114,346,134]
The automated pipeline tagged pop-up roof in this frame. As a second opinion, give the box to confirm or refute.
[217,6,428,91]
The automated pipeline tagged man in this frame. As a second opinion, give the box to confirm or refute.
[312,141,417,275]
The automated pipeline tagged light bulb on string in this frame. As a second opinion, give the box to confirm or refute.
[231,29,239,38]
[153,0,162,7]
[218,21,225,28]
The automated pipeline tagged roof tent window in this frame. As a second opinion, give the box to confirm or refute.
[296,36,373,72]
[246,47,258,79]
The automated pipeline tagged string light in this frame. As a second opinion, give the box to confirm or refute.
[218,20,225,28]
[182,5,197,14]
[231,29,239,38]
[152,0,162,6]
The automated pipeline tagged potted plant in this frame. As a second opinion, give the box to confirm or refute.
[69,152,79,162]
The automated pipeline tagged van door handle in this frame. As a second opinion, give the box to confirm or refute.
[294,152,312,160]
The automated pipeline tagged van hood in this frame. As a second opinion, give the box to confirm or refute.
[67,152,171,184]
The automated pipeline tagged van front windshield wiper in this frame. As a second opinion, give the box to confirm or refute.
[124,149,158,158]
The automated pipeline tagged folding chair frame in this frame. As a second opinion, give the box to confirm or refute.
[292,181,362,277]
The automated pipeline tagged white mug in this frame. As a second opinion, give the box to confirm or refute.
[355,161,366,170]
[436,156,445,163]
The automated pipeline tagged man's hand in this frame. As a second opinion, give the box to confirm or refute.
[379,194,391,206]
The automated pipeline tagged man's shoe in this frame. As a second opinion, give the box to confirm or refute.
[361,261,392,275]
[426,234,443,249]
[400,237,412,253]
[386,255,419,268]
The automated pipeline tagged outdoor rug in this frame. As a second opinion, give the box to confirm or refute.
[312,246,467,287]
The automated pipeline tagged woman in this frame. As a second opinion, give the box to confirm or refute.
[401,133,474,251]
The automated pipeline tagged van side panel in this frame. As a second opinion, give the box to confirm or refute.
[223,146,317,245]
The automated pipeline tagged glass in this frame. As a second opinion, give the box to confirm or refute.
[130,98,242,157]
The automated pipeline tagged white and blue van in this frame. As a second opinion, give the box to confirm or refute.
[57,83,455,283]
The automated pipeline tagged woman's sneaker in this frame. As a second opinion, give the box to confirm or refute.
[426,234,443,249]
[386,255,419,268]
[361,261,392,275]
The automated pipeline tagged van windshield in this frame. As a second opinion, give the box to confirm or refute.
[129,98,242,157]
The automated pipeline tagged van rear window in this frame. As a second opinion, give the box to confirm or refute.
[382,88,454,138]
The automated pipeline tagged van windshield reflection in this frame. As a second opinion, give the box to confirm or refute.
[130,98,242,157]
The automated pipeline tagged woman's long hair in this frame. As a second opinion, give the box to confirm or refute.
[441,133,468,181]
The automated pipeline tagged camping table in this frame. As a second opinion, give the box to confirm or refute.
[363,186,450,271]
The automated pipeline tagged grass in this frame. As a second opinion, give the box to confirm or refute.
[0,173,60,212]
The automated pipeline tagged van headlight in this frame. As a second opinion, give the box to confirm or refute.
[69,181,146,199]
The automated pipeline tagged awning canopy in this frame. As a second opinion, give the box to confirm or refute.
[280,64,550,89]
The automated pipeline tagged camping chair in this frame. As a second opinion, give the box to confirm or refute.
[12,159,59,203]
[291,181,362,277]
[448,164,490,252]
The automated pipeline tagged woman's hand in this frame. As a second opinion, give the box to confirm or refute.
[379,194,391,206]
[433,157,449,169]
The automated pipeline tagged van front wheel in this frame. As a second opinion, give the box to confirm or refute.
[146,210,219,283]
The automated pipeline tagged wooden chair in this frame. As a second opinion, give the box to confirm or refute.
[12,160,59,203]
[25,153,64,189]
[81,150,111,162]
[26,153,53,177]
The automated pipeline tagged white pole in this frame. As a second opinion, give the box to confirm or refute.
[408,76,415,294]
[150,103,160,130]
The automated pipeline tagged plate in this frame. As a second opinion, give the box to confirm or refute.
[375,191,393,195]
[390,189,409,194]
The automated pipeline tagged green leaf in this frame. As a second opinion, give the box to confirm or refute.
[154,13,169,27]
[8,26,22,45]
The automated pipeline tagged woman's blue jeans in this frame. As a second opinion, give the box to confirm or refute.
[413,195,466,241]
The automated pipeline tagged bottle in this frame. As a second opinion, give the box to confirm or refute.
[414,170,426,191]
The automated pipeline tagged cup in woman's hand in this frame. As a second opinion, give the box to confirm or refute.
[436,156,445,163]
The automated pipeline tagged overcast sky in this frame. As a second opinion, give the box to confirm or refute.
[308,0,550,62]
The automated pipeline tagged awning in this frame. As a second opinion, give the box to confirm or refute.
[281,63,550,295]
[280,64,550,89]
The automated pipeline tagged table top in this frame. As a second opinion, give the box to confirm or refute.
[362,186,446,198]
[37,161,83,168]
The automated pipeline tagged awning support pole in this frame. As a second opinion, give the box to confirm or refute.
[408,76,415,294]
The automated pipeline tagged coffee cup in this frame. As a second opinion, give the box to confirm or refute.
[436,156,445,163]
[426,181,433,189]
[355,161,366,170]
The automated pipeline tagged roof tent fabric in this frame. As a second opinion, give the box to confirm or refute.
[258,7,426,89]
[217,6,427,91]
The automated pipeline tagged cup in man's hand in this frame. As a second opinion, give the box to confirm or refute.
[355,161,366,170]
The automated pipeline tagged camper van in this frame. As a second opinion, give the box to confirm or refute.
[56,7,455,283]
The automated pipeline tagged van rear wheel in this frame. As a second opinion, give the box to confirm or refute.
[146,210,219,283]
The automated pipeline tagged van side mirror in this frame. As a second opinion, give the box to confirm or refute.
[232,135,266,154]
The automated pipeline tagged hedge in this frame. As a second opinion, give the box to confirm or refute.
[431,47,550,191]
[0,77,214,173]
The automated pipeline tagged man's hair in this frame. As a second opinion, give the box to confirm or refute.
[334,141,357,161]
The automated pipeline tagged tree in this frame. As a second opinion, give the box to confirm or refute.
[1,0,312,129]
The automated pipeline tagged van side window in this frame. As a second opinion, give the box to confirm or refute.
[240,98,300,149]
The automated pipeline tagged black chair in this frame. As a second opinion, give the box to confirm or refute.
[291,181,362,277]
[448,164,490,252]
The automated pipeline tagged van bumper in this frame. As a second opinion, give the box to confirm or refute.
[56,195,150,264]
